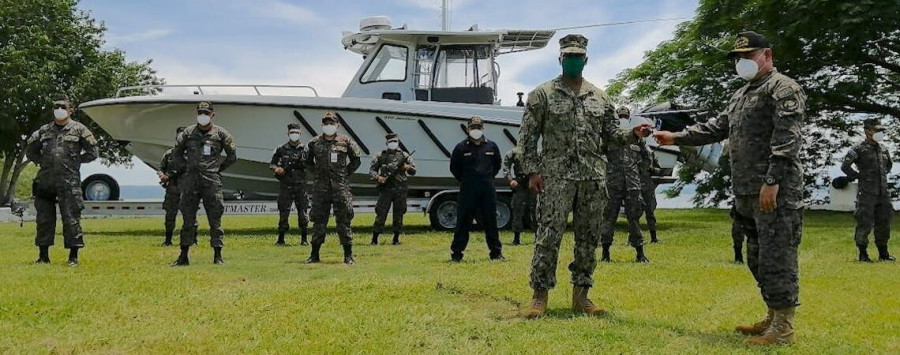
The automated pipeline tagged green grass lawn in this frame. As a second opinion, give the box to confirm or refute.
[1,209,897,354]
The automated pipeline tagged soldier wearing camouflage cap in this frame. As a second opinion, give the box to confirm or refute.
[655,31,806,345]
[157,126,192,246]
[841,118,895,262]
[369,133,416,245]
[170,101,237,266]
[519,34,652,319]
[26,94,99,266]
[449,116,504,262]
[501,146,536,245]
[303,111,362,264]
[271,123,310,246]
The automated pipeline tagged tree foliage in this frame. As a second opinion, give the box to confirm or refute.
[609,0,900,206]
[0,0,163,205]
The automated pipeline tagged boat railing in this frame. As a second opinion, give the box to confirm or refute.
[115,84,319,98]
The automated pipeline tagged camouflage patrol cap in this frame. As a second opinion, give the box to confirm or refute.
[53,94,71,106]
[197,101,214,113]
[863,118,885,131]
[468,116,485,127]
[559,34,588,54]
[322,111,338,123]
[287,123,303,132]
[728,31,771,58]
[616,106,631,118]
[385,133,399,142]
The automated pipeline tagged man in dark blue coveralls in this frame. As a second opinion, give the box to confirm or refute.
[449,116,504,262]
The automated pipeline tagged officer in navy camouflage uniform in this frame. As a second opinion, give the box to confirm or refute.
[303,111,362,265]
[170,101,237,266]
[841,118,895,262]
[655,31,806,345]
[26,95,98,266]
[271,123,310,246]
[370,133,416,245]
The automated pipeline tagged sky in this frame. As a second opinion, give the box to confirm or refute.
[77,0,699,185]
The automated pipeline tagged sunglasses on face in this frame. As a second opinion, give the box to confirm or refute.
[469,125,484,129]
[53,104,68,110]
[197,110,212,115]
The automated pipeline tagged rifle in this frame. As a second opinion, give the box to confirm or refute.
[379,150,415,184]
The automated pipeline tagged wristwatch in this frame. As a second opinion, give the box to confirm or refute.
[765,176,777,186]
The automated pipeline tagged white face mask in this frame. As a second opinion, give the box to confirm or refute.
[289,133,301,142]
[873,132,885,142]
[735,58,760,81]
[322,124,338,136]
[468,129,484,140]
[53,108,69,121]
[197,114,212,126]
[387,141,399,150]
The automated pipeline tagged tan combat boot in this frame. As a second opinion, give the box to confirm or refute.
[522,289,549,319]
[745,307,796,346]
[735,308,774,335]
[571,286,607,316]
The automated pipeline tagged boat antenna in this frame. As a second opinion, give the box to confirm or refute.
[551,17,689,31]
[441,0,450,31]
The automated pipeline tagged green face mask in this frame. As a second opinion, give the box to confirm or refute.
[561,56,586,77]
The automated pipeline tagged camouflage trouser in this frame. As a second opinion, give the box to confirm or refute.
[511,185,536,233]
[373,184,407,234]
[310,184,354,246]
[33,180,84,249]
[278,184,309,234]
[163,183,181,234]
[179,176,225,248]
[733,195,802,309]
[600,188,644,247]
[730,206,745,247]
[641,184,657,231]
[530,177,607,290]
[854,192,893,247]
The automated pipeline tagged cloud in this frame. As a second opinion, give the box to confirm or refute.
[249,0,319,25]
[105,29,174,46]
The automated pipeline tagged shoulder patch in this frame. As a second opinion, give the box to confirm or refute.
[774,86,797,101]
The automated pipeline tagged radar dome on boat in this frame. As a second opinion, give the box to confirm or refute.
[360,16,392,32]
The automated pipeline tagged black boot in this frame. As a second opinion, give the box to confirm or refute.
[305,243,321,263]
[275,232,286,246]
[371,232,379,245]
[600,243,611,263]
[650,230,660,243]
[343,244,355,265]
[877,244,896,261]
[734,245,744,264]
[392,232,401,245]
[513,232,521,245]
[858,244,873,262]
[172,246,190,266]
[635,245,649,263]
[35,246,51,264]
[213,247,224,265]
[162,230,173,246]
[67,248,79,266]
[300,226,309,246]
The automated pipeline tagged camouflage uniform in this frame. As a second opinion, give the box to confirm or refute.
[502,148,536,236]
[599,144,645,248]
[271,142,309,239]
[159,148,182,239]
[370,147,416,237]
[26,119,98,249]
[519,76,640,290]
[172,124,237,248]
[673,69,806,310]
[637,140,662,238]
[842,139,893,250]
[304,133,361,246]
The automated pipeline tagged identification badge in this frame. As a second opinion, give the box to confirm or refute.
[203,143,211,156]
[330,152,338,163]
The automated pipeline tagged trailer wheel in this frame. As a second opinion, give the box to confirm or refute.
[82,174,120,201]
[428,193,458,231]
[495,195,512,230]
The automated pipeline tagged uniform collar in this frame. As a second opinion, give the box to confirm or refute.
[53,119,75,131]
[746,68,777,89]
[552,75,596,99]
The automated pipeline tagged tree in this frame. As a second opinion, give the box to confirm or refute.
[0,0,163,206]
[608,0,900,206]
